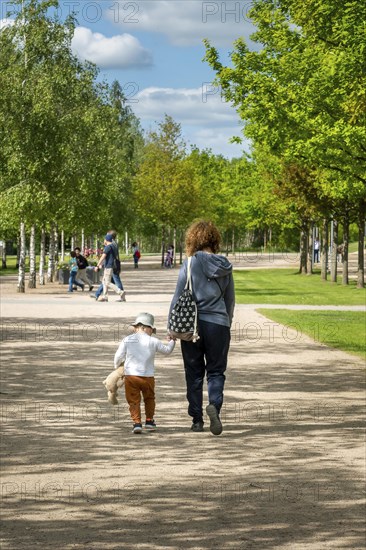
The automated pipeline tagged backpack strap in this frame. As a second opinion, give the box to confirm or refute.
[184,257,192,291]
[184,257,199,342]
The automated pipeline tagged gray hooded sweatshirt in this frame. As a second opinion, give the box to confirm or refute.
[169,251,235,328]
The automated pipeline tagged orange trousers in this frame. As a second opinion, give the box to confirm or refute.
[124,376,155,423]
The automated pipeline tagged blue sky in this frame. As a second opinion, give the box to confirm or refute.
[3,0,258,157]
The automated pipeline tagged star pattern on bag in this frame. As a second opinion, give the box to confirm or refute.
[168,289,197,334]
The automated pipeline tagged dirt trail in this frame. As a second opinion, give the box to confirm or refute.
[1,264,365,549]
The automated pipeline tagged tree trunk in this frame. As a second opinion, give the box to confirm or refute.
[263,228,267,251]
[225,230,229,256]
[61,229,65,261]
[307,223,313,275]
[81,228,85,252]
[28,224,36,288]
[71,234,75,251]
[299,220,308,274]
[161,226,165,267]
[231,227,235,256]
[54,224,59,264]
[321,219,328,281]
[16,233,21,269]
[17,221,26,293]
[173,227,177,266]
[342,214,349,285]
[357,200,365,289]
[47,225,56,282]
[180,229,183,264]
[125,231,128,255]
[2,242,6,269]
[330,219,338,283]
[39,227,46,285]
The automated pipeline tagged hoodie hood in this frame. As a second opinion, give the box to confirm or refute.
[195,251,232,279]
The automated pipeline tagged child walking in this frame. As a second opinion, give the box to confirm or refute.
[114,312,175,433]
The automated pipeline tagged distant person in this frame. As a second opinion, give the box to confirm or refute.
[314,239,320,263]
[92,271,125,302]
[94,234,125,302]
[164,244,174,268]
[132,242,140,269]
[74,247,93,292]
[168,220,235,435]
[114,312,175,433]
[68,251,84,293]
[337,243,344,263]
[90,230,126,301]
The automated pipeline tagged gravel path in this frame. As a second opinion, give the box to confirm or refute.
[1,264,365,549]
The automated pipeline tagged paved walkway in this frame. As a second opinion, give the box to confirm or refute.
[0,264,365,549]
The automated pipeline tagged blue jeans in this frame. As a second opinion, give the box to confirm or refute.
[181,320,231,424]
[68,270,84,292]
[95,273,124,299]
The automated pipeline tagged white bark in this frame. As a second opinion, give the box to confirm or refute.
[47,224,56,282]
[330,219,338,283]
[17,222,26,293]
[357,201,365,289]
[306,223,313,275]
[81,228,85,252]
[342,216,349,286]
[54,225,59,264]
[39,227,46,285]
[16,233,21,268]
[321,219,328,281]
[173,227,177,266]
[61,230,65,261]
[28,224,36,288]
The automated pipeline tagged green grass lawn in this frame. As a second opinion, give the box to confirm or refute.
[234,269,366,306]
[348,241,360,253]
[0,255,21,275]
[257,309,366,359]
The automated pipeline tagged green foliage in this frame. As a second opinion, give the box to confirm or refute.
[0,0,143,238]
[134,115,201,229]
[204,0,366,223]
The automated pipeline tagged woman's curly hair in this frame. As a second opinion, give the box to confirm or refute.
[185,220,222,256]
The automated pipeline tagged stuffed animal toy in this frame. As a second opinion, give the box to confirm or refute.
[103,365,125,405]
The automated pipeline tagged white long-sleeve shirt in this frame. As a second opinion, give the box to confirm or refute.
[114,331,175,376]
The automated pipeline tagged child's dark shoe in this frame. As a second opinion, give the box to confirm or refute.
[144,419,156,431]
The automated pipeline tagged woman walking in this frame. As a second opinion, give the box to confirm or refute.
[169,220,235,435]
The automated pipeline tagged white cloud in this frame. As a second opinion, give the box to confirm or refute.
[132,86,249,158]
[0,18,15,30]
[107,1,256,47]
[133,86,237,125]
[71,27,153,69]
[189,127,249,158]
